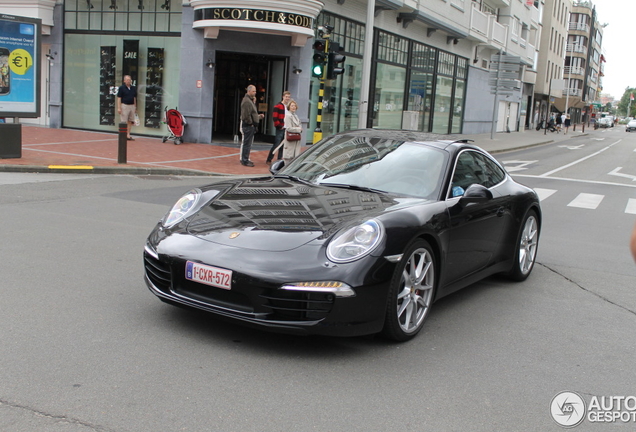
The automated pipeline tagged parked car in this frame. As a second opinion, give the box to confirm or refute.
[144,130,541,341]
[626,119,636,132]
[598,117,613,128]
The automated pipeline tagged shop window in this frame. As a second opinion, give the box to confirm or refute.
[451,79,465,134]
[432,76,453,133]
[373,63,406,129]
[63,33,181,136]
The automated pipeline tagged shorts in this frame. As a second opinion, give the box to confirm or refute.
[120,104,136,123]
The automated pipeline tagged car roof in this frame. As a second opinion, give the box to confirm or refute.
[335,129,471,150]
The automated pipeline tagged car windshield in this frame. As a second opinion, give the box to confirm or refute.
[280,134,449,199]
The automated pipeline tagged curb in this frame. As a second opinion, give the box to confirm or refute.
[0,164,227,176]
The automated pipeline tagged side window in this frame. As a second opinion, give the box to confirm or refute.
[472,153,506,188]
[449,151,505,198]
[449,151,478,197]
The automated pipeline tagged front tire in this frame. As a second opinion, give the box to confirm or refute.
[507,209,540,281]
[382,240,436,342]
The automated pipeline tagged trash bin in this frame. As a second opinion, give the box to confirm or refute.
[0,123,22,158]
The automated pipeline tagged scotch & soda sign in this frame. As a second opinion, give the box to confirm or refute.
[194,8,314,29]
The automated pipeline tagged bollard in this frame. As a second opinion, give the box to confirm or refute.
[118,122,127,164]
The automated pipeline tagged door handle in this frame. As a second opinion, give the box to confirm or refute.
[496,207,505,217]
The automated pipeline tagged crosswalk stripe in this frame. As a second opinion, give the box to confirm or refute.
[567,193,604,209]
[626,199,636,215]
[533,188,557,201]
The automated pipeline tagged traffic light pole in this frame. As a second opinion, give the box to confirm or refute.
[313,38,329,144]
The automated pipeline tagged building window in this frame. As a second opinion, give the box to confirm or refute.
[65,0,182,33]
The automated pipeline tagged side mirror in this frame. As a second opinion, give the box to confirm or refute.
[459,184,493,203]
[269,159,285,174]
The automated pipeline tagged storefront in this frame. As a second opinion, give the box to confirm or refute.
[55,0,470,144]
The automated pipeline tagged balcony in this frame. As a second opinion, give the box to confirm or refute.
[563,88,583,97]
[569,22,590,33]
[488,0,511,7]
[566,44,587,56]
[468,5,507,50]
[565,66,585,76]
[530,5,540,28]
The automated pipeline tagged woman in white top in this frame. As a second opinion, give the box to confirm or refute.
[279,100,303,162]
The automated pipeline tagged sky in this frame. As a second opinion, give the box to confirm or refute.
[590,0,636,99]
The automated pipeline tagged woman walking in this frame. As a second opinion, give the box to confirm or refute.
[276,100,303,163]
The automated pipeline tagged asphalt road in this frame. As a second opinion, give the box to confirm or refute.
[1,129,635,431]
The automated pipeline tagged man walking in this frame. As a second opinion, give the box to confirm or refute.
[117,75,137,140]
[239,85,263,167]
[266,91,291,164]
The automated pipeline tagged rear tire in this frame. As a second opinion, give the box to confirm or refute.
[506,209,540,281]
[382,240,436,342]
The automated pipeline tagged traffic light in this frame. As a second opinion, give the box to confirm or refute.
[312,39,326,78]
[327,42,346,80]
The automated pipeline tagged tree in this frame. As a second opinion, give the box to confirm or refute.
[617,87,636,118]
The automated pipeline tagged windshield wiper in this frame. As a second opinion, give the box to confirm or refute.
[273,174,313,185]
[319,183,386,194]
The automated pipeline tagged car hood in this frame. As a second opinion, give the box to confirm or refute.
[185,177,404,251]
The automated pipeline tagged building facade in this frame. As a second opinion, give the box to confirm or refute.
[3,0,550,143]
[554,0,604,124]
[533,0,571,126]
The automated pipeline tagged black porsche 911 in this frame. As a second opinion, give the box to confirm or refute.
[144,130,541,341]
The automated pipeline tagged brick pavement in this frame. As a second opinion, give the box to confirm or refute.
[0,125,285,175]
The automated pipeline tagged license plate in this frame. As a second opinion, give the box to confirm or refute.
[185,261,232,290]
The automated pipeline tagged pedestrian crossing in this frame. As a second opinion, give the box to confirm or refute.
[534,188,636,214]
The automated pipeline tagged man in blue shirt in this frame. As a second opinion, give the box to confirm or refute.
[117,75,137,140]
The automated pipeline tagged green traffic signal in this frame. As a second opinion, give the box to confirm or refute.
[312,39,326,78]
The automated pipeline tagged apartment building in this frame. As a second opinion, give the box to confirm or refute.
[533,0,571,126]
[553,0,604,124]
[2,0,545,142]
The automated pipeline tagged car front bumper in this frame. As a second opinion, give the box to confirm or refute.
[143,237,394,337]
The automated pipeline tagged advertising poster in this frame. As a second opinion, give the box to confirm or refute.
[0,14,41,117]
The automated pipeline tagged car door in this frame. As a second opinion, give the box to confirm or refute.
[443,150,508,285]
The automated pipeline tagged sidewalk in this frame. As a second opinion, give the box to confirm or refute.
[0,124,593,176]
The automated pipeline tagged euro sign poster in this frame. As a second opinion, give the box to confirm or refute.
[0,14,41,118]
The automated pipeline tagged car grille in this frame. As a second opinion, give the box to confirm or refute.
[174,280,253,313]
[260,289,334,321]
[144,251,171,292]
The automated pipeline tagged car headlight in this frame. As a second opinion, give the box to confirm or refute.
[327,219,384,263]
[162,189,201,228]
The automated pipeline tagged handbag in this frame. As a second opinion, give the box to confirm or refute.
[286,130,301,141]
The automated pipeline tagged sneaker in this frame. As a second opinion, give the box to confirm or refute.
[241,161,255,167]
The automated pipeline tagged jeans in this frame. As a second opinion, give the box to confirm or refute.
[240,124,256,164]
[267,128,285,162]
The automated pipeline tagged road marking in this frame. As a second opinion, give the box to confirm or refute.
[539,139,622,177]
[558,145,584,150]
[608,167,636,182]
[501,160,537,172]
[533,188,557,201]
[626,199,636,215]
[567,193,604,209]
[48,165,94,170]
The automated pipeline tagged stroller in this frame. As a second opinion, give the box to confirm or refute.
[162,107,187,145]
